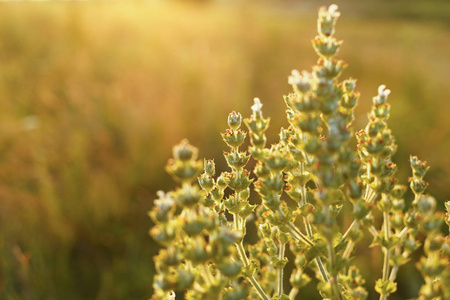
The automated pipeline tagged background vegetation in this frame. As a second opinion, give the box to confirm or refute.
[0,0,448,299]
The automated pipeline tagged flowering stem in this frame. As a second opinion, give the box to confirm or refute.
[327,236,343,300]
[277,242,286,297]
[380,198,391,300]
[232,193,269,300]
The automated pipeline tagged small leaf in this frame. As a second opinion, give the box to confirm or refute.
[305,238,328,263]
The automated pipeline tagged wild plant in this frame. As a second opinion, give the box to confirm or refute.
[149,5,450,300]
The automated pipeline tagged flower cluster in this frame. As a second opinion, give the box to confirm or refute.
[150,5,449,300]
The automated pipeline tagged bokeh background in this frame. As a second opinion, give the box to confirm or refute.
[0,0,448,299]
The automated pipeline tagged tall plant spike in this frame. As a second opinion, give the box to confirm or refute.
[150,5,449,300]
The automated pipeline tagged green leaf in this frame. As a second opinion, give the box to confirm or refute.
[305,238,328,263]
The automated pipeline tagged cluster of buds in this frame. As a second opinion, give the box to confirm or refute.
[406,157,450,299]
[150,140,249,300]
[150,4,449,300]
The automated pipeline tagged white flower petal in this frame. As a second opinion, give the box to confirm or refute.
[251,98,263,112]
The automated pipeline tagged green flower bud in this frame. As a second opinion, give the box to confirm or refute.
[410,178,428,195]
[404,210,419,229]
[150,225,176,247]
[219,259,242,277]
[312,36,342,58]
[372,103,390,119]
[293,113,321,133]
[343,79,356,93]
[204,159,215,176]
[165,159,203,183]
[224,194,239,214]
[150,191,176,224]
[390,214,404,230]
[184,239,210,264]
[390,184,407,200]
[210,186,224,202]
[224,150,251,170]
[287,172,312,187]
[154,273,176,292]
[264,192,282,211]
[373,85,391,105]
[410,155,430,179]
[175,185,202,208]
[319,94,339,114]
[288,70,312,94]
[304,135,321,154]
[239,202,256,219]
[249,146,269,161]
[317,5,340,37]
[173,139,198,162]
[175,268,195,290]
[381,162,397,177]
[416,195,436,215]
[353,199,370,220]
[424,234,444,254]
[228,111,242,130]
[262,175,284,192]
[374,279,397,296]
[224,170,253,192]
[224,285,249,300]
[241,259,259,277]
[294,254,307,268]
[198,173,214,192]
[183,218,207,237]
[348,180,364,200]
[404,237,421,253]
[417,256,447,277]
[377,195,392,212]
[221,129,247,149]
[266,150,289,172]
[202,192,215,208]
[271,256,289,269]
[250,132,267,148]
[421,214,443,233]
[156,247,181,267]
[418,284,440,300]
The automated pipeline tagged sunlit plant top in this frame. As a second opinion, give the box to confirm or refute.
[149,5,450,300]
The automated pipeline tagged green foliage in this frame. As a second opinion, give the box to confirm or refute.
[151,4,450,300]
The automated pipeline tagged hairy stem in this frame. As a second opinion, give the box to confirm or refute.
[379,203,391,300]
[232,193,269,300]
[277,242,286,297]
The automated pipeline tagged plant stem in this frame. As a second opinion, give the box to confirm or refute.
[379,201,391,300]
[277,242,286,297]
[289,287,299,300]
[287,222,313,246]
[235,239,269,300]
[232,192,269,300]
[299,184,329,282]
[327,236,343,300]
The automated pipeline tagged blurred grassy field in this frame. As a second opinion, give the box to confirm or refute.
[0,0,448,299]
